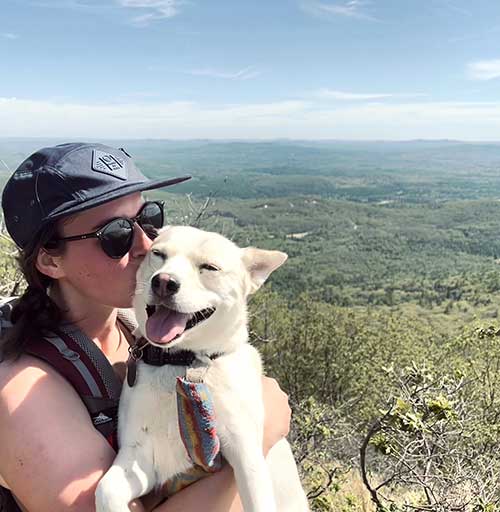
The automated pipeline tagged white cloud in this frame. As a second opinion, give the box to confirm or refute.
[187,66,261,81]
[313,89,427,101]
[300,0,375,21]
[3,97,500,140]
[467,59,500,81]
[29,1,180,24]
[29,1,113,11]
[315,89,394,100]
[1,33,18,39]
[116,0,183,24]
[439,0,471,17]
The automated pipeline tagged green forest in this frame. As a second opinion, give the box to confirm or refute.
[1,139,499,511]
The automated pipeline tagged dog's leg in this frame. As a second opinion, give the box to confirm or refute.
[209,348,278,512]
[222,432,277,512]
[95,444,156,512]
[267,439,310,511]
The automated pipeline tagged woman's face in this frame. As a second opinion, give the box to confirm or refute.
[52,192,153,309]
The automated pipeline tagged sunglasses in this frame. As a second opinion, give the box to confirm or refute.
[47,201,164,259]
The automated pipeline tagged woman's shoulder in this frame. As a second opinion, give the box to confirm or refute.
[0,351,117,511]
[0,350,91,435]
[0,351,70,397]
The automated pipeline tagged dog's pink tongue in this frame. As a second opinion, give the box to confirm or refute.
[146,306,189,344]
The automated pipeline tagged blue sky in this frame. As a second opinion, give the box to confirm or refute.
[2,0,500,139]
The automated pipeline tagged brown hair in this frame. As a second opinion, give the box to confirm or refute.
[0,224,65,361]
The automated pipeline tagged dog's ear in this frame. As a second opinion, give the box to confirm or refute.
[241,247,288,295]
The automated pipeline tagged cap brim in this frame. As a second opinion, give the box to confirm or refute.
[48,175,191,223]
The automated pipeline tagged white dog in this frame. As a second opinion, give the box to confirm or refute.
[95,226,309,512]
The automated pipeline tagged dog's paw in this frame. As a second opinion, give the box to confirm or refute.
[95,482,130,512]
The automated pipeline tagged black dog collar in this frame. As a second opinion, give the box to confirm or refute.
[127,338,224,387]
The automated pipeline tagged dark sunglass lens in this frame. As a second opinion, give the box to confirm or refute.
[100,219,134,258]
[137,202,164,240]
[138,202,164,229]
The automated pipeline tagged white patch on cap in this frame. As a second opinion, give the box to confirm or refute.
[91,150,127,180]
[16,170,33,179]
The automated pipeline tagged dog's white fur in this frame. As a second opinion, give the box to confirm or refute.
[95,226,309,512]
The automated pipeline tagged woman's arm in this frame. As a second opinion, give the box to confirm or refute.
[260,376,291,455]
[147,465,242,512]
[0,355,117,511]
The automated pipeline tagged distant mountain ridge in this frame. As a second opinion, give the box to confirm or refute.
[2,139,500,202]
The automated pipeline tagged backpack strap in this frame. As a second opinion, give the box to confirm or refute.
[117,308,139,335]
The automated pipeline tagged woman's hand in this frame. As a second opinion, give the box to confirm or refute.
[130,490,165,511]
[129,499,147,511]
[261,376,291,455]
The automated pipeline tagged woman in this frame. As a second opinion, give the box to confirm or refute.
[0,143,291,511]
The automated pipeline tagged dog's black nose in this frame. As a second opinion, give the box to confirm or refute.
[151,273,180,297]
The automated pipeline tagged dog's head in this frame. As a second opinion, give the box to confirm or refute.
[133,226,287,352]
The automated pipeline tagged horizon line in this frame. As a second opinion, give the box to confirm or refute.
[1,137,500,144]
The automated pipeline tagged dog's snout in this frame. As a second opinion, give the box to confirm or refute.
[151,273,180,297]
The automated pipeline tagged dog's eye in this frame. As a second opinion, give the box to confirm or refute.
[200,263,220,272]
[152,249,166,260]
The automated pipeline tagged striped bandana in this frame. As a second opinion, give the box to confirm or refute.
[176,376,222,472]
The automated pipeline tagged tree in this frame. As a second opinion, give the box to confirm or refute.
[360,363,499,512]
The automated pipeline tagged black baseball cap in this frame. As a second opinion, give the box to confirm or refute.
[1,142,191,249]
